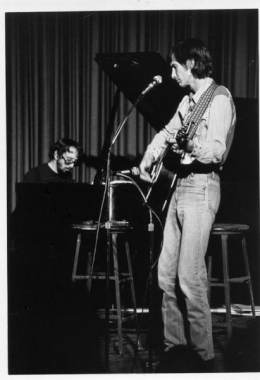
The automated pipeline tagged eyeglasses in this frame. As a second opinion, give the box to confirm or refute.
[61,155,78,166]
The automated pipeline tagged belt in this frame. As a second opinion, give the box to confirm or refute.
[177,163,221,177]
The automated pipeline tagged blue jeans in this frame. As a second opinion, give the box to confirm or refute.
[158,172,220,360]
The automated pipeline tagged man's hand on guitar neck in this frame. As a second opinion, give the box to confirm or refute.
[175,127,195,153]
[171,139,184,155]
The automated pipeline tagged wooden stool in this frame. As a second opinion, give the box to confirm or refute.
[208,223,256,338]
[71,220,138,355]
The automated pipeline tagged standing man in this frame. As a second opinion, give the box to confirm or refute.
[139,38,236,371]
[24,137,82,182]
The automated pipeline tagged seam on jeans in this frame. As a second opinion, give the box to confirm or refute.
[197,194,214,360]
[205,176,209,204]
[207,176,220,216]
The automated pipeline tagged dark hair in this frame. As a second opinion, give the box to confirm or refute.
[170,38,213,78]
[49,138,82,161]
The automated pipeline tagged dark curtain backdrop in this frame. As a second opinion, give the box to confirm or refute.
[6,9,258,213]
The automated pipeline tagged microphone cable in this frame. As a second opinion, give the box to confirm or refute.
[115,172,165,368]
[115,171,164,248]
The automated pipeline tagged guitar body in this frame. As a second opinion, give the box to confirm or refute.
[147,149,179,217]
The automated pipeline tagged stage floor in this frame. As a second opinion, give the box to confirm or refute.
[8,303,260,374]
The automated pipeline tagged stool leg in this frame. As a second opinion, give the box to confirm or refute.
[125,239,141,350]
[125,240,138,314]
[86,250,94,292]
[241,236,256,317]
[221,235,232,339]
[72,232,81,281]
[112,233,123,355]
[105,229,111,371]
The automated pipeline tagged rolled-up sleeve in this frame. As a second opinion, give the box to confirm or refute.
[191,94,234,164]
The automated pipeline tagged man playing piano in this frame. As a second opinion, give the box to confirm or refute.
[24,138,82,183]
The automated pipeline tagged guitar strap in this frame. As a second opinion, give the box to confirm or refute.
[147,81,219,212]
[183,81,219,136]
[159,82,219,212]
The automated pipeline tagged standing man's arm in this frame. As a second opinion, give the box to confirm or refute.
[139,96,188,182]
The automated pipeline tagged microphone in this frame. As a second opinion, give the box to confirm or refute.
[118,167,140,176]
[141,75,162,96]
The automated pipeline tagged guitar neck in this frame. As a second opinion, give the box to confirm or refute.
[150,142,172,183]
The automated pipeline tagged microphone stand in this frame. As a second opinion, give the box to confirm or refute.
[147,208,155,371]
[110,74,162,146]
[104,90,146,370]
[104,77,162,370]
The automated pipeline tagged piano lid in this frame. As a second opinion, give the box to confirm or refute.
[95,52,186,131]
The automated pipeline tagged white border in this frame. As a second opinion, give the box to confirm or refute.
[0,1,259,380]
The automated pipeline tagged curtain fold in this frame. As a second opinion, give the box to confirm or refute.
[6,10,258,212]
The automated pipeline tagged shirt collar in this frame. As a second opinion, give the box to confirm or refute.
[190,78,214,104]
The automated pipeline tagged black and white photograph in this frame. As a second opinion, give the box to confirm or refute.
[2,0,260,376]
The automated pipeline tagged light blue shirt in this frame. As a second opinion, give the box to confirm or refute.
[147,78,236,166]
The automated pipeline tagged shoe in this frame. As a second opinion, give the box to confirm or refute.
[156,345,215,373]
[198,358,215,373]
[155,345,195,373]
